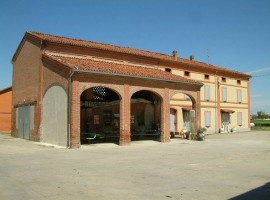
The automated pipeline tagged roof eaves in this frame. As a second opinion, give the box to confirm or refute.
[0,86,12,94]
[72,68,203,86]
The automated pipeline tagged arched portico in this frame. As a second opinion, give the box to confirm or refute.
[169,89,201,138]
[130,90,162,142]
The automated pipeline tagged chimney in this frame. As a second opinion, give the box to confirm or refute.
[190,55,194,61]
[172,50,178,60]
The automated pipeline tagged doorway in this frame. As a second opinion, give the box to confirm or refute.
[18,105,30,139]
[221,113,230,132]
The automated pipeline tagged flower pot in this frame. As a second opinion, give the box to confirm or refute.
[231,128,236,133]
[197,133,205,141]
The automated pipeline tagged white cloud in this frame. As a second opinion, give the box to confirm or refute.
[250,94,262,98]
[246,67,270,74]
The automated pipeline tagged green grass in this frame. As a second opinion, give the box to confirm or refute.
[251,119,270,130]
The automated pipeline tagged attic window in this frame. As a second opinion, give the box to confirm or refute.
[222,77,226,82]
[237,80,241,85]
[165,68,171,73]
[204,74,209,80]
[184,71,190,76]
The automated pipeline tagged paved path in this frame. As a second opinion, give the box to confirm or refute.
[0,131,270,200]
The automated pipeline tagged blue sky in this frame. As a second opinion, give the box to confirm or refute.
[0,0,269,115]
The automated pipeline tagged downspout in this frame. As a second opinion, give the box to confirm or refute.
[68,68,76,148]
[214,71,217,133]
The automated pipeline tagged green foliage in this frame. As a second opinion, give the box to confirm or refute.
[197,127,207,134]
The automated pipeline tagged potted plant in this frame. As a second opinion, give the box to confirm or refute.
[197,127,206,141]
[231,127,236,133]
[185,131,191,139]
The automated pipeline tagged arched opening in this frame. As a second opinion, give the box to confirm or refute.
[170,92,196,138]
[80,86,120,144]
[130,90,161,141]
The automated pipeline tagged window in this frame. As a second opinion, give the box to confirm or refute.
[237,89,242,103]
[222,77,226,82]
[205,85,210,101]
[185,94,190,100]
[184,71,190,76]
[222,88,227,102]
[204,74,209,80]
[205,111,211,127]
[137,111,145,126]
[237,80,241,85]
[165,68,171,73]
[103,110,112,126]
[238,112,242,126]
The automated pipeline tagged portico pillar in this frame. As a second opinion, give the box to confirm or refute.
[119,84,131,145]
[160,88,170,142]
[70,79,80,148]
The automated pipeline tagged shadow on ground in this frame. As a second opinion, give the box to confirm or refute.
[229,182,270,200]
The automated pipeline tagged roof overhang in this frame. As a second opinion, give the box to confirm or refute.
[221,109,235,113]
[72,68,204,86]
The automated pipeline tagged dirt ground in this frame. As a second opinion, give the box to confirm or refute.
[0,131,269,200]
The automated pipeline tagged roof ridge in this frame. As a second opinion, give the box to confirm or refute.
[27,31,170,57]
[27,31,250,78]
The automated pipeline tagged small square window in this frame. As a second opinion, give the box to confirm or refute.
[237,80,241,85]
[204,74,209,80]
[222,77,226,82]
[184,71,190,76]
[165,68,171,73]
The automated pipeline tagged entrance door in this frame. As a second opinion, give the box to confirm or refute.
[221,113,230,132]
[183,111,191,131]
[18,105,30,139]
[170,109,175,132]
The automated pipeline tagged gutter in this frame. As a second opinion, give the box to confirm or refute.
[72,68,204,86]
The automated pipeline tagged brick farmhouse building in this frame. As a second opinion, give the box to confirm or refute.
[11,31,251,148]
[0,87,12,132]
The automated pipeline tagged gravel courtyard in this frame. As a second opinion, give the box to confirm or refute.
[0,131,269,200]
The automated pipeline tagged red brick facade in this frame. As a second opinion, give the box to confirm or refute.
[0,87,12,132]
[14,31,252,148]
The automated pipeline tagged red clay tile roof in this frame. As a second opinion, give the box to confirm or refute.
[43,53,202,85]
[27,31,251,78]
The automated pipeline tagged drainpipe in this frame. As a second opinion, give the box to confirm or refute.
[215,71,217,133]
[68,68,76,148]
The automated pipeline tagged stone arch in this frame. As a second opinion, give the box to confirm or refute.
[79,83,123,101]
[130,87,163,102]
[169,89,200,138]
[42,84,68,146]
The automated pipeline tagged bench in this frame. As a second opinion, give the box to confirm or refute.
[131,130,160,139]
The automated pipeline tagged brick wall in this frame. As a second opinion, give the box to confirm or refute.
[0,88,12,131]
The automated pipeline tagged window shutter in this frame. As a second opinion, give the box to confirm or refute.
[205,85,210,100]
[238,113,242,126]
[222,88,227,101]
[238,90,242,103]
[205,112,211,127]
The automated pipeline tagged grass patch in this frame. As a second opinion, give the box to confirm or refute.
[251,119,270,130]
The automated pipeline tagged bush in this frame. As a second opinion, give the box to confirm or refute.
[197,127,207,134]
